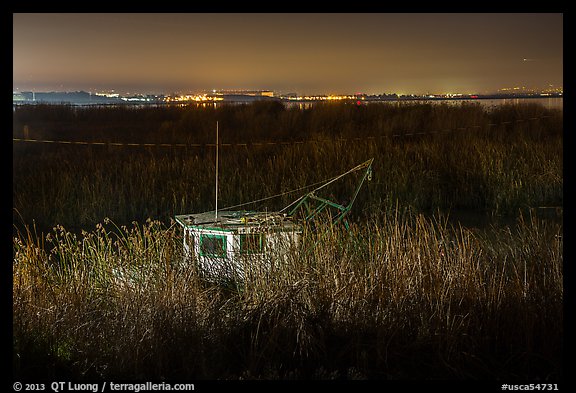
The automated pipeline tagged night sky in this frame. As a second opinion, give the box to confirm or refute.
[12,13,563,96]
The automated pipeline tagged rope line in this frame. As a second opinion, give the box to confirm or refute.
[219,160,372,212]
[12,116,552,148]
[218,177,333,212]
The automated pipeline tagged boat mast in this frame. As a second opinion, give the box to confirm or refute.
[215,121,219,222]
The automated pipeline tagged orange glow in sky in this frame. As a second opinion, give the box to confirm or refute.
[13,13,563,95]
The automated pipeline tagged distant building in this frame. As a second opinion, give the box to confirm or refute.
[13,92,26,102]
[214,89,274,97]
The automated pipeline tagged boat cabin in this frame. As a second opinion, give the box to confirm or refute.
[175,210,302,280]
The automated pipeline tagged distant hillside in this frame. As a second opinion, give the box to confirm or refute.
[14,91,122,105]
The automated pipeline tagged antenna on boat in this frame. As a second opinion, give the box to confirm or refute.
[215,121,219,222]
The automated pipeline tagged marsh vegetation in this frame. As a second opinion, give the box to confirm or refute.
[13,101,563,379]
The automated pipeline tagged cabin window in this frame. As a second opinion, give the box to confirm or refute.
[240,233,265,254]
[199,234,227,257]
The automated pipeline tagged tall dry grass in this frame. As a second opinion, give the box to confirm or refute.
[13,210,562,379]
[13,102,563,233]
[13,101,563,379]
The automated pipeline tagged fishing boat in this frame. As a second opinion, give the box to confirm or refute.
[175,123,373,280]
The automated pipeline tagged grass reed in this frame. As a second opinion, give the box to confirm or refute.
[12,101,563,379]
[13,102,562,233]
[13,210,562,379]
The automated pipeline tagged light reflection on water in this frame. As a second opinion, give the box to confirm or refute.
[429,97,564,111]
[283,97,563,111]
[14,97,562,112]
